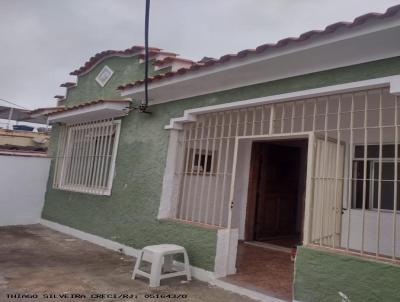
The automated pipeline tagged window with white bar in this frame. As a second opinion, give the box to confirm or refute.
[53,119,121,195]
[352,145,400,211]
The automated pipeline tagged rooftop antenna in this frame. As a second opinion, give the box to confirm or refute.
[139,0,151,113]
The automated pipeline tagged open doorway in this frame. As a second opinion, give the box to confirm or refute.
[244,139,308,249]
[222,139,308,301]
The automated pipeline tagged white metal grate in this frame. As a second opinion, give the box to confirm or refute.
[53,119,121,196]
[174,87,400,262]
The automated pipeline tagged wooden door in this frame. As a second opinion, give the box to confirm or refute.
[246,142,301,241]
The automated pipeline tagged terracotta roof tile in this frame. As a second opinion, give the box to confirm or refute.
[153,57,194,66]
[117,4,400,91]
[69,46,162,76]
[198,57,217,63]
[30,106,64,115]
[60,82,76,88]
[0,144,48,157]
[137,51,177,60]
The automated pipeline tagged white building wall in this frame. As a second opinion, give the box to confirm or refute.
[341,210,400,257]
[0,155,50,226]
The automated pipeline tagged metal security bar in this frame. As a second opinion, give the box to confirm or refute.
[175,87,400,262]
[53,119,121,196]
[176,107,269,227]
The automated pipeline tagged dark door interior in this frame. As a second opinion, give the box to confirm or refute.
[245,140,307,247]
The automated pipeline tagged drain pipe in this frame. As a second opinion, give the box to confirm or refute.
[139,0,151,113]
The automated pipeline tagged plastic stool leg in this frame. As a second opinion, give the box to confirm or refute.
[149,254,162,287]
[183,251,191,281]
[132,250,143,280]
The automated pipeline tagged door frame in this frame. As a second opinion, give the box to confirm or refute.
[244,139,307,242]
[227,132,315,236]
[223,132,315,275]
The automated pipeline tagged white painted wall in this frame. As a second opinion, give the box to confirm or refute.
[0,155,50,226]
[341,209,400,257]
[214,228,239,277]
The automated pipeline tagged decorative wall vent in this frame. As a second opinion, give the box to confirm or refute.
[95,65,114,87]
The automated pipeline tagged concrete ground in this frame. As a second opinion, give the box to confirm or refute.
[0,225,256,302]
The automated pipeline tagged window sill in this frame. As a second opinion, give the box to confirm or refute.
[54,185,111,196]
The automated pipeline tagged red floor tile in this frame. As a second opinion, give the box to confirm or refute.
[222,243,294,301]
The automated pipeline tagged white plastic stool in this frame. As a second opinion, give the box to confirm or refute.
[132,244,191,287]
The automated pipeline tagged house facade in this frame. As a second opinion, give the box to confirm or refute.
[41,5,400,302]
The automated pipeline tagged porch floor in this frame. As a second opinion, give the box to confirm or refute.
[0,224,256,302]
[221,242,294,301]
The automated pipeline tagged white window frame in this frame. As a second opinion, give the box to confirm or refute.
[370,159,400,213]
[53,119,121,196]
[352,144,400,213]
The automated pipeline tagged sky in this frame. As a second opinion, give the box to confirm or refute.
[0,0,399,110]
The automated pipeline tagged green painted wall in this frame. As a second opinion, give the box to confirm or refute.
[42,56,400,271]
[65,56,168,107]
[44,56,218,270]
[44,106,218,270]
[294,247,400,302]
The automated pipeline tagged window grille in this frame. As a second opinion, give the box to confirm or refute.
[53,119,121,195]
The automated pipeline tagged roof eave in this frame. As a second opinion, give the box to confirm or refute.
[121,12,400,98]
[47,100,131,124]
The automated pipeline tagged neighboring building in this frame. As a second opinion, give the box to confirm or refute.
[0,128,48,146]
[0,103,50,156]
[38,5,400,302]
[0,130,48,157]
